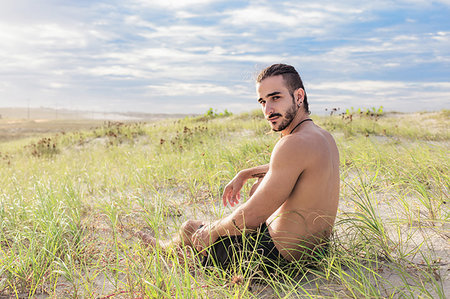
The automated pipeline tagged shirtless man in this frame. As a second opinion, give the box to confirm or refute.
[139,64,340,268]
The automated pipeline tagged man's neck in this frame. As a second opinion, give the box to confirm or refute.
[281,112,310,136]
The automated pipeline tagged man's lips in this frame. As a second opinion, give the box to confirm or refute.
[267,114,282,121]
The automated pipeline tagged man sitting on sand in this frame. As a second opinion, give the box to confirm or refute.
[138,63,340,271]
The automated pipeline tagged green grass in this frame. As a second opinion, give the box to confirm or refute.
[0,110,448,298]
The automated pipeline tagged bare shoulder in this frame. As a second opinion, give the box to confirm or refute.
[272,124,337,166]
[275,124,335,150]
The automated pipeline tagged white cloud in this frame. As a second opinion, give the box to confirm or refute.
[0,81,8,92]
[145,82,251,97]
[431,31,450,41]
[123,15,155,28]
[309,80,406,92]
[307,79,450,113]
[131,0,222,9]
[222,6,299,28]
[309,80,450,98]
[0,22,88,51]
[48,82,66,89]
[137,24,230,43]
[86,66,147,78]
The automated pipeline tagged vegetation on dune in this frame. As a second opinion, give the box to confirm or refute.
[317,107,449,140]
[0,109,448,298]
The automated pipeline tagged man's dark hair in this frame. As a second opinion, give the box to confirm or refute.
[256,64,310,114]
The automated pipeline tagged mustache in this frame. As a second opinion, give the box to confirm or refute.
[267,113,282,119]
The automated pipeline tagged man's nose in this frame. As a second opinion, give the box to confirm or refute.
[264,102,274,116]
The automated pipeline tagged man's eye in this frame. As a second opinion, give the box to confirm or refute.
[272,96,280,100]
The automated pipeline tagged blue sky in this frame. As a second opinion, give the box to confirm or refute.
[0,0,449,114]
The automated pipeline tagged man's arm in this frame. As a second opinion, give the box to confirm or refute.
[193,137,309,251]
[222,164,269,207]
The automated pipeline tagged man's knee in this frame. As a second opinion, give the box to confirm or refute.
[180,220,198,235]
[179,220,203,246]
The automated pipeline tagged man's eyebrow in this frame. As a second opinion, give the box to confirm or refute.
[267,91,281,97]
[258,91,281,102]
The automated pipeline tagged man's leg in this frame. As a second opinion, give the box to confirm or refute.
[137,219,205,251]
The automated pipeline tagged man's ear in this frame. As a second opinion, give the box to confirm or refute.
[295,88,305,103]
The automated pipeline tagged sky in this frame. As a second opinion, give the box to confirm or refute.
[0,0,449,115]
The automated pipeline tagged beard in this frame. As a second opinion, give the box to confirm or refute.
[271,103,298,132]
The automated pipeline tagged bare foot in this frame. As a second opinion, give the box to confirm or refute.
[136,230,157,248]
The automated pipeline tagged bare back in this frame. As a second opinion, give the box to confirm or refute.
[267,122,340,260]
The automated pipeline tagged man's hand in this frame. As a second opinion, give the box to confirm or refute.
[222,172,247,207]
[222,170,267,207]
[191,223,218,256]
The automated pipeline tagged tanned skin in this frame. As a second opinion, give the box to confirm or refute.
[138,74,340,262]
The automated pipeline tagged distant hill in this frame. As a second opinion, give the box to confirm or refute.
[0,107,196,121]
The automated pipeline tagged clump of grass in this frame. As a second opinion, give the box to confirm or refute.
[158,125,210,153]
[26,137,60,157]
[191,108,233,122]
[0,152,12,166]
[93,121,146,146]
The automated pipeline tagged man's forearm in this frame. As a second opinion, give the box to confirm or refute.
[211,205,260,238]
[215,164,270,236]
[240,164,269,180]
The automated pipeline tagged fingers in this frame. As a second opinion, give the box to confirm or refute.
[222,185,238,207]
[225,190,240,207]
[222,179,245,207]
[232,192,240,206]
[222,186,230,207]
